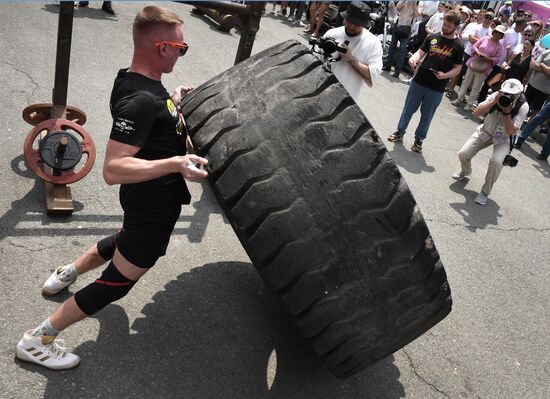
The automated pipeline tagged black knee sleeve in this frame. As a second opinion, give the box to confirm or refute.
[74,261,136,315]
[96,232,120,261]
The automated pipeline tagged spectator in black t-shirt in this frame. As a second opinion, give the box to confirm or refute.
[388,10,464,154]
[16,5,208,370]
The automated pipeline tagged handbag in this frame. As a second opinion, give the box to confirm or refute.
[469,57,487,73]
[488,71,505,88]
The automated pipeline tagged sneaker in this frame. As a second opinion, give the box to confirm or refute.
[16,332,80,370]
[463,104,473,112]
[537,153,549,161]
[270,9,276,15]
[452,171,467,180]
[411,139,423,153]
[288,15,295,22]
[392,71,400,78]
[299,20,308,27]
[451,98,463,106]
[387,131,404,142]
[474,192,488,205]
[382,65,391,72]
[42,266,76,296]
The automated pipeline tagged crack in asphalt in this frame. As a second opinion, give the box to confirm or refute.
[0,60,40,103]
[425,218,550,233]
[7,237,66,252]
[402,348,451,398]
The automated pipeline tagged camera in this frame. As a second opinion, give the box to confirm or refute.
[498,93,514,108]
[309,36,347,57]
[502,154,518,167]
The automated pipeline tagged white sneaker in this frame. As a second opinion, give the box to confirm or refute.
[474,192,489,205]
[452,171,467,180]
[463,104,473,112]
[16,332,80,370]
[42,266,76,296]
[451,99,462,106]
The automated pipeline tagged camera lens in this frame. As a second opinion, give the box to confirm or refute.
[498,94,513,108]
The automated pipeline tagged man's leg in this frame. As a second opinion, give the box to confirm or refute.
[481,141,509,196]
[517,100,550,146]
[314,2,330,36]
[394,35,410,75]
[540,131,550,159]
[414,86,443,142]
[456,129,492,178]
[395,81,425,135]
[383,33,400,70]
[42,233,119,296]
[17,249,149,370]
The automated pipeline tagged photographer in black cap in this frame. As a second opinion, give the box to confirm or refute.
[322,1,383,107]
[452,79,529,205]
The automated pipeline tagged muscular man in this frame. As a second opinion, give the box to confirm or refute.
[323,1,383,105]
[15,5,208,369]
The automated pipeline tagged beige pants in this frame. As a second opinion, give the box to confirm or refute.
[458,129,510,195]
[457,67,486,106]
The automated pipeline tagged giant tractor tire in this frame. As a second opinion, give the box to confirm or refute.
[181,40,452,378]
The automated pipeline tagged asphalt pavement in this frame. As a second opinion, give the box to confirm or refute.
[0,2,548,399]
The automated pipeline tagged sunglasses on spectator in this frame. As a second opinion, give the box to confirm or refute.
[485,15,494,19]
[155,41,189,56]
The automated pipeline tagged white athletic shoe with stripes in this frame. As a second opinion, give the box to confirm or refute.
[42,266,75,296]
[16,331,80,370]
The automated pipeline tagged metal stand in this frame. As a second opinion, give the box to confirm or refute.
[46,1,75,214]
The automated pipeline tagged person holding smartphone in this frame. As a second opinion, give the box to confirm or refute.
[388,10,464,154]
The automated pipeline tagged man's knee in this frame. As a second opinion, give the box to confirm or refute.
[73,261,136,315]
[96,232,120,261]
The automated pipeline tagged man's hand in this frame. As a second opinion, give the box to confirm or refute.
[340,43,353,62]
[177,154,208,182]
[434,71,448,80]
[409,57,418,69]
[171,85,195,108]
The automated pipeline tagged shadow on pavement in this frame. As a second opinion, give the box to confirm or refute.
[387,142,436,174]
[448,180,502,232]
[22,262,405,399]
[2,155,221,243]
[41,3,118,21]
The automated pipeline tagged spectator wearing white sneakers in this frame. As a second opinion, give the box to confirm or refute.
[453,79,529,205]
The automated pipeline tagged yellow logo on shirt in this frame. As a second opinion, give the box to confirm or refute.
[166,99,178,118]
[431,38,438,45]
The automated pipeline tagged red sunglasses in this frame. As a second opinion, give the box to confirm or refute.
[155,41,188,56]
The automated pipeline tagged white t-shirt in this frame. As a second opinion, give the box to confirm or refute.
[419,1,438,17]
[324,27,383,105]
[461,22,479,55]
[426,12,444,34]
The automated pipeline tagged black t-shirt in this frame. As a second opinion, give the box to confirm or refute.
[109,69,191,206]
[413,33,464,93]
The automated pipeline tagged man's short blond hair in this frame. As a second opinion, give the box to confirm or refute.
[133,5,183,34]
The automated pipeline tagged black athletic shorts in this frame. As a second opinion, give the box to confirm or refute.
[118,201,182,268]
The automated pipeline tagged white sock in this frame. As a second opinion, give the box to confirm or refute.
[58,263,78,283]
[30,318,60,337]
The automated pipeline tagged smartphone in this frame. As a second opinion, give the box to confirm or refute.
[428,68,439,73]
